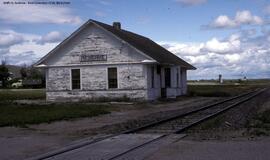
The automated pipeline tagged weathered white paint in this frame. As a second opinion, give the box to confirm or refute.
[42,23,150,66]
[146,65,161,100]
[47,90,147,101]
[46,64,147,101]
[43,23,189,101]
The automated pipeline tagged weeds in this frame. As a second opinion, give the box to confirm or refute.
[246,109,270,136]
[0,103,110,127]
[187,85,258,97]
[0,89,45,101]
[197,116,225,130]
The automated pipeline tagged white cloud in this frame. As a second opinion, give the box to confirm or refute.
[0,30,25,47]
[209,10,263,29]
[159,42,204,55]
[4,51,36,65]
[9,40,58,58]
[204,35,241,54]
[0,1,82,25]
[35,31,64,44]
[175,0,207,6]
[158,31,270,79]
[160,34,241,56]
[0,30,59,65]
[211,15,237,28]
[235,10,263,25]
[224,54,241,63]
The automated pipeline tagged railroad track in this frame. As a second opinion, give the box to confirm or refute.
[28,88,266,160]
[104,88,266,160]
[126,88,266,134]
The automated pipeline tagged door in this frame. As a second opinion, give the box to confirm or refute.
[161,68,171,98]
[164,68,171,88]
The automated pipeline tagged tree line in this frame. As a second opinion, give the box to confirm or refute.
[0,60,45,88]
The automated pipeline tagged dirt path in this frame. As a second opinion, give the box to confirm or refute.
[145,138,270,160]
[0,97,219,160]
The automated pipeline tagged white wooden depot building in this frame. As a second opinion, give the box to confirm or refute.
[35,20,196,101]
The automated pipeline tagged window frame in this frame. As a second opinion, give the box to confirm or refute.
[71,68,81,90]
[107,67,118,89]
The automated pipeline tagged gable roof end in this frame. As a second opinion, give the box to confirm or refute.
[35,20,92,66]
[35,19,196,70]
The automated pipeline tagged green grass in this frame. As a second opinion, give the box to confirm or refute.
[0,89,45,101]
[0,103,110,127]
[187,85,261,97]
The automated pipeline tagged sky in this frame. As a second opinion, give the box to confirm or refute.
[0,0,270,80]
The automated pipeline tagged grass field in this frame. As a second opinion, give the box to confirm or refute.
[187,84,267,97]
[0,103,110,127]
[0,89,45,101]
[0,89,113,127]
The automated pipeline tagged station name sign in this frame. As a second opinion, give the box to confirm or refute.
[80,54,107,62]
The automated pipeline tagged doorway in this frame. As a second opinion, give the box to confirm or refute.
[164,68,171,88]
[161,68,171,98]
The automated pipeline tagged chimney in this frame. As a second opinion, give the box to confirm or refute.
[113,22,121,30]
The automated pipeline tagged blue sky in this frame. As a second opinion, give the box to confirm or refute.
[0,0,270,79]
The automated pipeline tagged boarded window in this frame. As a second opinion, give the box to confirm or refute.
[71,69,80,90]
[108,68,117,89]
[151,66,155,88]
[164,68,171,88]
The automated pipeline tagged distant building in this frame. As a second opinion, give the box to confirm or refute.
[35,20,196,101]
[218,74,223,84]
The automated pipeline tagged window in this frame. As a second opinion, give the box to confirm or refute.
[164,68,171,88]
[108,67,117,88]
[151,66,155,88]
[71,69,80,90]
